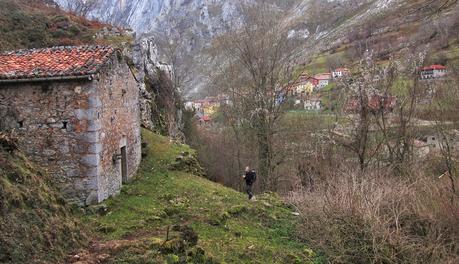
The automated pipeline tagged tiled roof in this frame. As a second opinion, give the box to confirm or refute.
[0,46,115,81]
[421,64,447,71]
[314,73,332,80]
[334,68,350,72]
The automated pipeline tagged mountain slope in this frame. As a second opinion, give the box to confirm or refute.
[285,0,459,65]
[70,129,316,264]
[0,0,105,51]
[55,0,298,35]
[56,0,168,33]
[55,0,237,36]
[54,0,459,97]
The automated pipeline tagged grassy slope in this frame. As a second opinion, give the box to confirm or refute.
[0,135,86,264]
[82,129,317,264]
[296,0,459,77]
[0,0,133,52]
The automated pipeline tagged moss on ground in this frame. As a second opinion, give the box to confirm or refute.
[85,129,317,263]
[0,135,86,264]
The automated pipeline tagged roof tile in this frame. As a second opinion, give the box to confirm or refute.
[0,45,115,81]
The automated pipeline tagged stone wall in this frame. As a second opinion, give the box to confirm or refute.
[95,53,142,203]
[0,80,98,204]
[0,53,142,205]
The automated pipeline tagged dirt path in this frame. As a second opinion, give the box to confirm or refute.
[67,239,137,264]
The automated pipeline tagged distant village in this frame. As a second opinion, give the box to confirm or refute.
[186,64,449,124]
[184,94,231,125]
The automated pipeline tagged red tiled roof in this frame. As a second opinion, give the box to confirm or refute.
[0,46,115,81]
[314,73,332,80]
[334,68,350,72]
[421,64,447,71]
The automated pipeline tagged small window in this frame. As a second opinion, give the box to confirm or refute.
[18,121,24,128]
[41,84,50,93]
[62,121,68,130]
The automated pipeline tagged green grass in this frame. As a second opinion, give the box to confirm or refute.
[86,129,317,263]
[302,55,329,75]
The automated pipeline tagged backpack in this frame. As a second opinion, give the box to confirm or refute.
[251,170,257,184]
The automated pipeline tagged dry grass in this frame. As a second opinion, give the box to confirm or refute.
[286,166,459,264]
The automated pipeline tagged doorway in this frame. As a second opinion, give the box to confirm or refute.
[120,146,128,183]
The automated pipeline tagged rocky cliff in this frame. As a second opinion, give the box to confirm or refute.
[127,37,184,140]
[53,0,402,48]
[55,0,241,36]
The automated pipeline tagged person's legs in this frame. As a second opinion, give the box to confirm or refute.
[246,184,253,200]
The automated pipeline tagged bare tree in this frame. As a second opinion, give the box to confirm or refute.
[155,29,194,94]
[333,53,385,171]
[428,69,459,202]
[212,1,297,191]
[372,53,427,174]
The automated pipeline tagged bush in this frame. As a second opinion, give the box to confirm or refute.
[68,24,82,35]
[287,169,459,264]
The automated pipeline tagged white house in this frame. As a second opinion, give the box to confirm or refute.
[420,65,447,79]
[332,68,350,79]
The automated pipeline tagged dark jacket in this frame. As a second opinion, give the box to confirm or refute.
[244,170,256,185]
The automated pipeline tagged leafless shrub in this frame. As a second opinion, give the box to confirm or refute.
[190,125,258,192]
[287,167,459,264]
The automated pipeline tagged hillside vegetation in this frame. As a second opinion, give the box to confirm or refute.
[299,0,459,73]
[0,0,133,52]
[0,129,317,264]
[69,129,317,264]
[0,134,86,263]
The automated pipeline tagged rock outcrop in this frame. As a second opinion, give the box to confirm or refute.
[127,36,184,141]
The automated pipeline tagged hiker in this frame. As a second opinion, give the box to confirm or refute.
[242,166,257,200]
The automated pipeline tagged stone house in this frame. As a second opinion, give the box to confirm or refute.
[426,132,459,152]
[0,46,142,205]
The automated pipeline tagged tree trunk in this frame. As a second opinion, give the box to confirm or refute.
[257,119,273,191]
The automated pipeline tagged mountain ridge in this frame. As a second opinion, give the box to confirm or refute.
[54,0,459,96]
